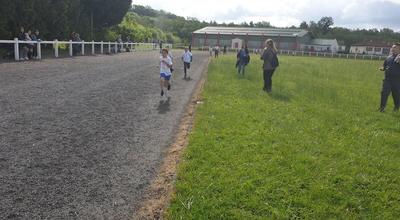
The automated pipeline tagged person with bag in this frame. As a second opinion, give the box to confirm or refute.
[261,39,279,93]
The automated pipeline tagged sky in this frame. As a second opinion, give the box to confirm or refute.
[132,0,400,31]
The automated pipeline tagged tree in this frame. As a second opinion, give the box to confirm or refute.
[299,21,308,29]
[317,16,334,35]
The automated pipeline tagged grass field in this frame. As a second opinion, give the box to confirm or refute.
[167,55,400,219]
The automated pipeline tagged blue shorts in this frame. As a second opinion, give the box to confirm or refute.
[160,72,171,81]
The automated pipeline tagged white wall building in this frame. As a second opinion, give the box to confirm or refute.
[300,39,339,53]
[349,44,392,55]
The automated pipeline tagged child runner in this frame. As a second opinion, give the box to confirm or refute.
[160,48,173,96]
[166,46,174,73]
[182,48,193,79]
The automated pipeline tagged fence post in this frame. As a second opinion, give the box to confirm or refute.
[37,41,41,59]
[370,55,373,60]
[108,42,111,54]
[81,41,85,55]
[331,52,334,58]
[100,41,104,54]
[130,43,133,51]
[69,40,73,56]
[115,42,117,53]
[347,54,349,59]
[54,39,59,58]
[92,41,95,55]
[14,38,19,61]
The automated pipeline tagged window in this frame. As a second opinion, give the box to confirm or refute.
[374,47,382,52]
[366,47,373,51]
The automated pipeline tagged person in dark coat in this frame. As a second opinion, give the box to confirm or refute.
[260,39,279,93]
[378,43,400,112]
[236,46,249,75]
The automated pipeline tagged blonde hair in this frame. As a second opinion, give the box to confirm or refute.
[265,39,277,53]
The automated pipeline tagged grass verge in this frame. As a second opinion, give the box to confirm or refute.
[167,55,400,219]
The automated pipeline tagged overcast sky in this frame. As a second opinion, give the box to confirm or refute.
[132,0,400,31]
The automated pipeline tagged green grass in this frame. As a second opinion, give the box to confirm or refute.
[167,55,400,219]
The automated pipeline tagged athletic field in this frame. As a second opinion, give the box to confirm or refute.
[168,55,400,219]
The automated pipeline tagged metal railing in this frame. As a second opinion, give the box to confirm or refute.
[0,38,172,61]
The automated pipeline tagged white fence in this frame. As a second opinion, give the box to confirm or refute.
[196,46,387,61]
[277,49,386,61]
[0,38,172,61]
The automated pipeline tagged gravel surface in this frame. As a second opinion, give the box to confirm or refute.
[0,51,209,219]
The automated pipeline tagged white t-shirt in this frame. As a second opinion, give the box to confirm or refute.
[182,51,192,63]
[160,56,173,74]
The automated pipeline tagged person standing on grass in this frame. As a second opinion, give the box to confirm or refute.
[159,48,173,97]
[236,46,249,75]
[214,45,220,58]
[378,43,400,112]
[261,39,279,93]
[182,47,193,79]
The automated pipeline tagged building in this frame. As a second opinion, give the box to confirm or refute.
[300,39,339,53]
[349,42,392,55]
[338,40,346,53]
[192,26,310,50]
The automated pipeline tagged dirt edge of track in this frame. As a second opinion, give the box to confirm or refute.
[135,58,211,220]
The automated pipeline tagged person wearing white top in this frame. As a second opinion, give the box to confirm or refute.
[160,49,173,96]
[182,48,193,79]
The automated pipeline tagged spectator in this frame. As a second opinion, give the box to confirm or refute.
[159,41,163,53]
[209,46,213,56]
[236,46,249,75]
[214,45,219,58]
[126,36,132,52]
[18,26,28,60]
[25,31,34,60]
[31,29,40,59]
[378,43,400,112]
[116,35,123,52]
[261,39,279,93]
[71,32,81,56]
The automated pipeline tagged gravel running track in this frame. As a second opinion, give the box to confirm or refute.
[0,51,209,219]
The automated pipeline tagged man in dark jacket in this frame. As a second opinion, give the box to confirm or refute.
[379,43,400,112]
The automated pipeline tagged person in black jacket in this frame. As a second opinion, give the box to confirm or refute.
[260,39,279,93]
[378,43,400,112]
[18,26,28,60]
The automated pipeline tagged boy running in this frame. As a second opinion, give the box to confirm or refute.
[182,48,193,79]
[160,48,173,96]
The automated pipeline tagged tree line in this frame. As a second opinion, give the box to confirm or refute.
[0,2,399,49]
[0,0,131,41]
